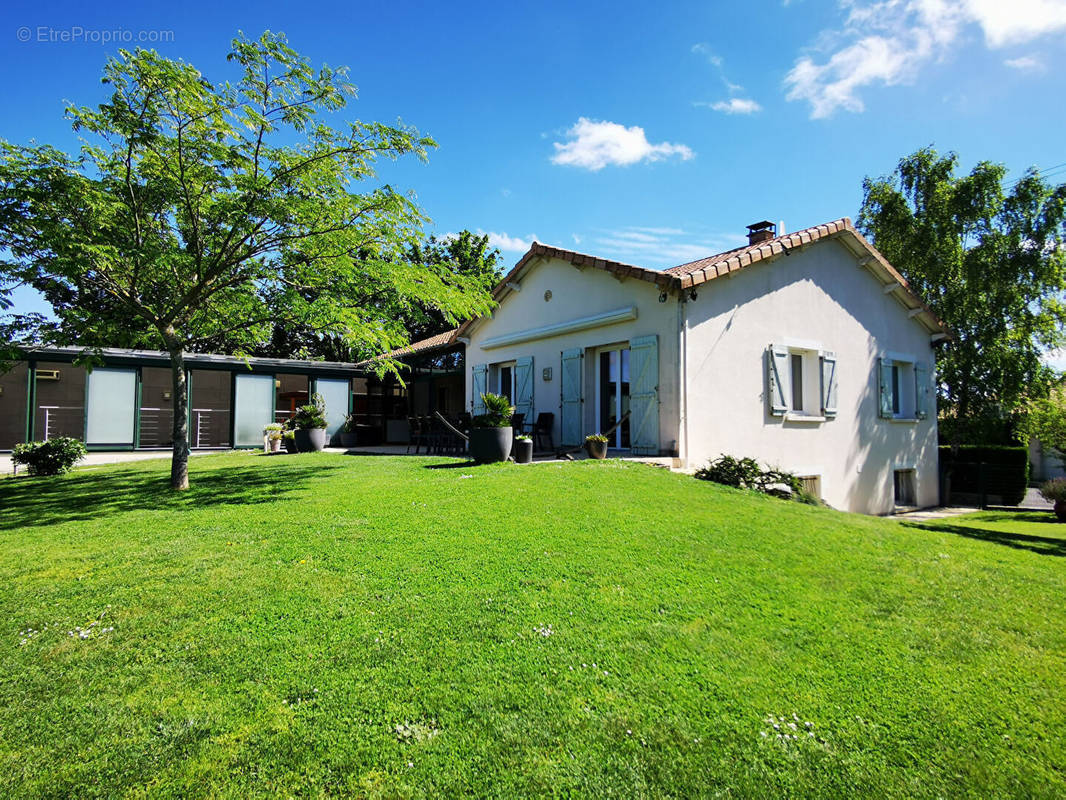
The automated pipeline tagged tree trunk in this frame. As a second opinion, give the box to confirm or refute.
[168,347,191,490]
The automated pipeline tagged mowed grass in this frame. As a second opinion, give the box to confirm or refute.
[0,453,1063,798]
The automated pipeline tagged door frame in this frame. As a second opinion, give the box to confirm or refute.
[594,344,630,450]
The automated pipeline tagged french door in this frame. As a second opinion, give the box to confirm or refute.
[596,347,630,449]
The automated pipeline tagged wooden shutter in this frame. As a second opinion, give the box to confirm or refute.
[629,335,660,455]
[471,364,488,415]
[766,345,789,416]
[820,352,838,417]
[560,348,583,446]
[514,356,534,420]
[878,358,894,418]
[915,362,929,419]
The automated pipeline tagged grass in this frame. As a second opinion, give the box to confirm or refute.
[0,452,1063,798]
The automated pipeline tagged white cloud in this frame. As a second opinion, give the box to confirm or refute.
[1004,55,1044,70]
[551,118,695,171]
[589,227,748,268]
[691,42,723,67]
[481,230,536,252]
[1045,346,1066,371]
[785,0,1066,119]
[703,98,763,114]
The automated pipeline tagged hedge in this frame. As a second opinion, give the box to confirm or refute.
[939,445,1029,506]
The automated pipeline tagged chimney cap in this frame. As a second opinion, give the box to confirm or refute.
[746,220,776,232]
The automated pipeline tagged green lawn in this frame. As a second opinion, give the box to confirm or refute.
[0,453,1063,798]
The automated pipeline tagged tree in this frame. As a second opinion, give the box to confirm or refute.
[0,32,494,489]
[858,147,1066,443]
[1020,383,1066,470]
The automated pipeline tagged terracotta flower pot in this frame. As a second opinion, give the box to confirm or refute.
[585,439,608,459]
[469,426,513,463]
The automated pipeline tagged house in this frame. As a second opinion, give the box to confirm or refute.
[448,218,949,515]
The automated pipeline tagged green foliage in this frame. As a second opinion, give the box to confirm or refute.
[291,392,327,430]
[0,454,1062,796]
[342,414,359,433]
[858,147,1066,442]
[695,454,816,504]
[11,437,87,475]
[939,445,1030,506]
[584,433,608,442]
[263,423,284,433]
[0,31,494,487]
[1019,385,1066,470]
[1038,477,1066,504]
[472,392,513,428]
[515,434,531,442]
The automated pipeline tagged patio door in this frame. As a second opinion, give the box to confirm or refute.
[234,374,274,447]
[314,377,351,442]
[596,346,630,449]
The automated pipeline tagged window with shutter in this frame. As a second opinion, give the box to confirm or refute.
[514,357,534,421]
[914,362,929,419]
[820,352,837,416]
[767,345,789,416]
[560,348,583,446]
[628,335,659,455]
[471,364,488,415]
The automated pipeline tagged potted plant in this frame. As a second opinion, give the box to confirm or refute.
[1039,478,1066,522]
[282,429,297,454]
[584,433,609,460]
[263,423,284,453]
[339,414,358,448]
[469,393,514,463]
[291,393,328,452]
[514,434,533,464]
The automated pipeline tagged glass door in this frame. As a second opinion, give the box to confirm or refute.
[314,377,351,442]
[234,373,275,447]
[85,368,137,446]
[597,348,631,449]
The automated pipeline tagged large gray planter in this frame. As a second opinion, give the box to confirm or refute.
[469,426,513,463]
[294,427,327,453]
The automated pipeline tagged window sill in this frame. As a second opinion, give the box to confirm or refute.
[887,417,919,424]
[784,412,826,424]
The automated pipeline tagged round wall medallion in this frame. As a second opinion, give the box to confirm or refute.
[544,290,552,302]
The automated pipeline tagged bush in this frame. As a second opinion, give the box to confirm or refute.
[472,393,513,428]
[291,393,327,430]
[585,433,608,443]
[1039,478,1066,504]
[939,445,1029,506]
[695,454,817,505]
[12,437,87,476]
[342,414,358,433]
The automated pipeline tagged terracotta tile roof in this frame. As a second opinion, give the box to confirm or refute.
[452,218,950,341]
[361,329,460,364]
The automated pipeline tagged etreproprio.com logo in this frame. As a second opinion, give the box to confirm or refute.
[16,26,175,44]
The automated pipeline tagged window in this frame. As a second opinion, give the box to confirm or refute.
[767,344,838,419]
[790,354,804,412]
[879,357,917,419]
[798,475,821,500]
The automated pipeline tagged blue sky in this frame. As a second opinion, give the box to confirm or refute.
[4,0,1066,364]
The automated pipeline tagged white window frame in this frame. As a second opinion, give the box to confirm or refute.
[781,338,825,423]
[883,351,918,422]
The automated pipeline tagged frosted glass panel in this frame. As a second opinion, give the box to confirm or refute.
[316,378,350,439]
[234,374,274,447]
[86,368,136,445]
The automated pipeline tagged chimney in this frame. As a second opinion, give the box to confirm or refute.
[746,220,776,245]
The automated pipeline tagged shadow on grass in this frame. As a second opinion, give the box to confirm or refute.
[905,512,1066,557]
[0,460,345,532]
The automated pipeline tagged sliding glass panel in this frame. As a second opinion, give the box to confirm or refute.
[234,373,274,447]
[315,377,350,440]
[138,367,174,447]
[190,369,231,448]
[86,368,136,446]
[275,374,309,426]
[34,361,86,441]
[0,363,29,450]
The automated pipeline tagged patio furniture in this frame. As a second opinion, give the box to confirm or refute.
[531,412,554,451]
[511,412,526,437]
[407,416,423,454]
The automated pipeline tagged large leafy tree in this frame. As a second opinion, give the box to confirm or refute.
[0,32,493,489]
[858,147,1066,443]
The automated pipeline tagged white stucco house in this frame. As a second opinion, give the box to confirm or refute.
[427,218,948,515]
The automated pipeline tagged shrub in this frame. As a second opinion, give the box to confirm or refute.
[472,393,513,428]
[263,423,284,433]
[1039,478,1066,504]
[939,445,1029,506]
[515,434,531,443]
[695,454,817,505]
[585,433,608,443]
[342,414,359,433]
[12,437,87,476]
[291,393,327,430]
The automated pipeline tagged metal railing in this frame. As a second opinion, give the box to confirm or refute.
[192,408,230,449]
[37,406,83,441]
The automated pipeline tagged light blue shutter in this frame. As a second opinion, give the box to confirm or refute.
[767,345,788,416]
[629,335,660,455]
[514,356,534,421]
[915,362,929,419]
[820,352,837,417]
[471,364,488,414]
[560,348,583,446]
[878,358,894,418]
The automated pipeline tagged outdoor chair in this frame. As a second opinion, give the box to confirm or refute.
[407,416,424,454]
[531,412,554,451]
[511,412,525,438]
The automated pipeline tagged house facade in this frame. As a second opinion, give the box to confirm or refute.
[456,218,949,515]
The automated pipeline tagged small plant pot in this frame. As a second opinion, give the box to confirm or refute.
[469,426,513,464]
[283,437,297,454]
[339,431,357,448]
[1055,500,1066,522]
[294,427,327,453]
[584,439,608,459]
[268,438,282,453]
[514,439,533,464]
